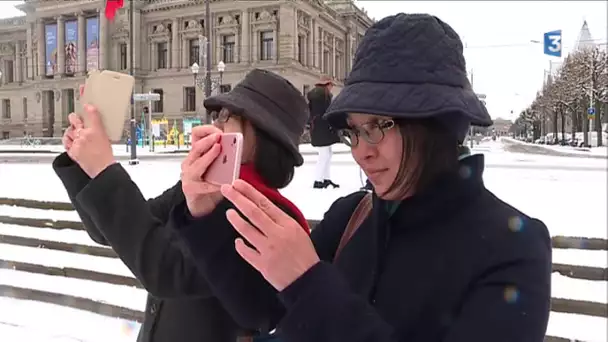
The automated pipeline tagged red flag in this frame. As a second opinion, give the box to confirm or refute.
[105,0,125,21]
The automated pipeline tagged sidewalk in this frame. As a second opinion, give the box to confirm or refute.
[0,143,353,157]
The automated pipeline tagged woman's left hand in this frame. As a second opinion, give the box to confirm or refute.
[221,180,320,291]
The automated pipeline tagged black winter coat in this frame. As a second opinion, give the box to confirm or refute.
[52,153,241,342]
[170,155,552,342]
[307,86,340,147]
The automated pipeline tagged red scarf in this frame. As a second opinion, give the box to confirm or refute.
[239,164,310,234]
[105,0,124,21]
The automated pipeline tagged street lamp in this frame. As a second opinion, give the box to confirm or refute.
[191,61,226,93]
[191,62,203,88]
[217,61,225,87]
[191,61,226,122]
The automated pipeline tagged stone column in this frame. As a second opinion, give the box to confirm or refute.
[182,37,189,67]
[318,28,324,71]
[77,13,86,75]
[1,62,7,85]
[273,29,278,61]
[151,42,157,70]
[99,10,108,70]
[56,16,65,76]
[126,41,131,70]
[171,18,179,69]
[278,6,296,61]
[36,20,45,78]
[15,41,22,83]
[133,9,142,72]
[26,22,32,80]
[331,36,336,77]
[240,10,249,64]
[307,19,313,67]
[53,90,64,136]
[251,29,258,62]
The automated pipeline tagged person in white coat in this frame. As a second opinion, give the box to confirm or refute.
[307,76,341,189]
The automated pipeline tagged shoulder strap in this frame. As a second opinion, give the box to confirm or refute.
[334,193,373,261]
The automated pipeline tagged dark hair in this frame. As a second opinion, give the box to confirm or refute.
[384,118,459,199]
[252,127,296,189]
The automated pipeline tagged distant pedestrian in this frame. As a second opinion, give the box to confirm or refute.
[307,75,340,189]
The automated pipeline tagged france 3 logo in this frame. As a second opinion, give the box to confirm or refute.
[543,30,562,58]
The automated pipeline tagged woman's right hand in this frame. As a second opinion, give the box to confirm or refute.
[181,125,224,218]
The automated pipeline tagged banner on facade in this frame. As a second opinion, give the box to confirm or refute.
[65,20,78,74]
[45,24,58,75]
[86,17,99,71]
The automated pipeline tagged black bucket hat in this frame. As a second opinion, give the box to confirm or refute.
[204,69,309,166]
[325,13,492,138]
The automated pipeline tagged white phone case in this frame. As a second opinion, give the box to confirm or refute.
[80,70,135,142]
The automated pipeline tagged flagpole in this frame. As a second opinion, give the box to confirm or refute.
[204,0,212,124]
[128,0,138,165]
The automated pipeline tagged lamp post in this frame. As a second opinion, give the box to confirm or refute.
[128,0,137,165]
[191,61,226,121]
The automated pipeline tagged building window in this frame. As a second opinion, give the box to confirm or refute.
[335,54,342,79]
[2,99,11,119]
[5,60,14,83]
[189,39,199,66]
[302,85,310,95]
[219,84,231,94]
[119,43,128,70]
[222,35,236,63]
[66,89,75,114]
[184,87,196,112]
[22,98,27,120]
[297,35,305,64]
[157,42,168,69]
[260,31,273,61]
[152,89,164,112]
[322,50,330,74]
[2,132,8,140]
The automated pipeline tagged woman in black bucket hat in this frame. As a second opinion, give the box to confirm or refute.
[172,13,552,342]
[52,69,311,342]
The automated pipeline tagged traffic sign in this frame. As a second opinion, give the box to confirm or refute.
[587,107,595,115]
[133,93,161,102]
[544,30,562,57]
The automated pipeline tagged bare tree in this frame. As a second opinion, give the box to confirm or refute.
[519,46,607,146]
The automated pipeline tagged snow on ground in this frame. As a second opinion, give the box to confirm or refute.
[0,297,140,342]
[0,141,606,341]
[502,137,608,158]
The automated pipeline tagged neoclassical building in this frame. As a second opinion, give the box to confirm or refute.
[0,0,372,138]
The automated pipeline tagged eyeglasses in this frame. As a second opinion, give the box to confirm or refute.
[210,108,232,124]
[338,119,396,147]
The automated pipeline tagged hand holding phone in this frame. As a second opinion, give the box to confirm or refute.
[180,128,243,217]
[204,132,244,186]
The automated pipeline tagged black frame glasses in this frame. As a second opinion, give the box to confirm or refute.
[338,119,396,147]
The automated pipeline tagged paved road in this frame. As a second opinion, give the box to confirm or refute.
[501,139,607,159]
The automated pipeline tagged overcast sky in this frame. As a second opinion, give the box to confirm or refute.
[1,1,606,120]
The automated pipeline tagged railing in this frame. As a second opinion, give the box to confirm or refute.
[0,137,63,146]
[0,197,605,342]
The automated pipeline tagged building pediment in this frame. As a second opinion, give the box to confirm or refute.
[0,43,15,56]
[149,22,171,42]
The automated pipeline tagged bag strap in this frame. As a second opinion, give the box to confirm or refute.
[334,193,373,261]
